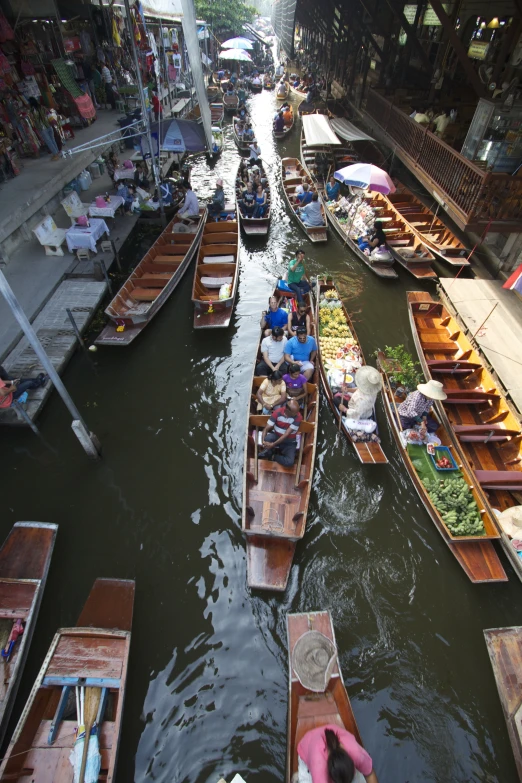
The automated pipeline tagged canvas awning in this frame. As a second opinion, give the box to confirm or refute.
[329,118,375,143]
[302,114,342,146]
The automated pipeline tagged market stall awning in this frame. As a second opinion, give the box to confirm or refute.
[329,118,375,143]
[145,119,207,154]
[302,114,342,146]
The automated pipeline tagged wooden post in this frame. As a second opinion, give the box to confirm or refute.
[71,421,102,460]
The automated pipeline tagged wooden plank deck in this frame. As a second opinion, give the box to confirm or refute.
[484,627,522,780]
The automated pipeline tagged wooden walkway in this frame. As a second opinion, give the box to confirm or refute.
[438,278,522,416]
[0,280,106,425]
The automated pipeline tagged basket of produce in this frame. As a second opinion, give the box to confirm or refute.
[429,445,458,472]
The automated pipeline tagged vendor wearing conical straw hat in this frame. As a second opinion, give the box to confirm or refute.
[397,379,447,433]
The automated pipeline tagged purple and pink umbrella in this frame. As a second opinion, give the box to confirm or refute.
[334,163,396,195]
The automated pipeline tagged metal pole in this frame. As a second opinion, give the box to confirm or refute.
[96,259,113,295]
[66,308,87,352]
[0,270,101,458]
[123,0,165,223]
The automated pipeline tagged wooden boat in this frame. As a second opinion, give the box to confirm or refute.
[315,277,388,465]
[0,522,57,747]
[136,200,179,224]
[0,578,134,783]
[263,73,275,90]
[242,288,318,591]
[281,157,328,243]
[289,83,307,99]
[250,77,263,93]
[297,99,316,116]
[223,93,239,113]
[286,611,367,783]
[186,101,224,125]
[276,80,290,100]
[236,163,271,237]
[387,187,470,266]
[274,107,294,140]
[407,291,522,580]
[192,208,239,328]
[484,626,522,779]
[378,353,506,583]
[233,116,255,154]
[207,85,222,102]
[96,209,206,346]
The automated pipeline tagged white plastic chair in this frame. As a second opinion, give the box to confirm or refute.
[32,216,67,257]
[61,191,90,226]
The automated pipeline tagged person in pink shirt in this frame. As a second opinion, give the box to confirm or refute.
[297,725,378,783]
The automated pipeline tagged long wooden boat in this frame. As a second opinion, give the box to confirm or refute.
[242,288,318,591]
[192,208,239,329]
[263,73,275,90]
[484,626,522,779]
[0,522,57,747]
[315,277,388,464]
[407,291,522,580]
[186,101,224,125]
[276,80,290,100]
[0,578,134,783]
[289,83,307,99]
[274,107,294,140]
[223,93,239,114]
[96,209,207,346]
[250,77,263,93]
[387,187,470,266]
[233,116,255,154]
[281,157,328,243]
[236,163,271,237]
[378,353,506,583]
[286,611,367,783]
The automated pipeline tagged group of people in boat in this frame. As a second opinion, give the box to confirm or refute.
[273,104,293,133]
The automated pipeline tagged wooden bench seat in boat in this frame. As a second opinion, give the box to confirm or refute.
[129,288,162,301]
[453,424,520,439]
[202,254,235,264]
[443,388,501,403]
[427,359,481,375]
[150,255,185,265]
[419,342,459,353]
[201,276,233,287]
[474,470,522,489]
[135,273,172,287]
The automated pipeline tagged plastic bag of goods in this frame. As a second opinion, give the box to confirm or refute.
[370,246,392,262]
[344,418,376,433]
[219,283,231,300]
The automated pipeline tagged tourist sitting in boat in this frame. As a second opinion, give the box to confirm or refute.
[256,370,287,414]
[295,183,313,206]
[237,86,247,103]
[261,296,289,336]
[277,80,287,96]
[300,194,325,227]
[240,182,256,218]
[226,83,236,96]
[283,363,308,404]
[397,379,447,433]
[288,302,311,337]
[208,178,225,219]
[357,221,386,253]
[177,184,200,219]
[274,112,285,132]
[243,124,255,142]
[333,366,382,420]
[287,249,310,305]
[249,142,262,165]
[283,106,293,125]
[254,184,268,217]
[284,327,317,380]
[326,175,341,201]
[297,725,377,783]
[235,120,245,139]
[217,69,225,81]
[258,399,303,465]
[256,326,288,376]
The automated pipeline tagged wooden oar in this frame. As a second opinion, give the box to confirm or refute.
[78,686,101,783]
[294,399,308,488]
[254,425,259,483]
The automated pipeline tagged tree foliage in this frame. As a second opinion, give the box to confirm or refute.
[195,0,257,35]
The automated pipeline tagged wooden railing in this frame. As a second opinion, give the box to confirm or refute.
[364,89,522,231]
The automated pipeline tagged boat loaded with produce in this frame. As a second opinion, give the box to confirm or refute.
[377,348,506,583]
[315,277,387,465]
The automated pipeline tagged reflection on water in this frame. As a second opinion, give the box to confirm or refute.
[0,85,519,783]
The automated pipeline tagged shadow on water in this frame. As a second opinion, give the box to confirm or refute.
[0,87,519,783]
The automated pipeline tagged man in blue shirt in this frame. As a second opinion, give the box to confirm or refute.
[260,296,288,336]
[295,184,313,207]
[284,326,317,379]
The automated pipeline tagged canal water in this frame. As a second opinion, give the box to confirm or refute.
[1,88,520,783]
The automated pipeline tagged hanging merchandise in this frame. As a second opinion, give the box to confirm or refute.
[112,18,121,47]
[0,11,14,43]
[0,51,10,76]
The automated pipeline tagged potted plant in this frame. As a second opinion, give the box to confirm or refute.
[379,345,423,397]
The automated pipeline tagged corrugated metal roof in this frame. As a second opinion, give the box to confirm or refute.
[302,114,342,146]
[329,118,375,143]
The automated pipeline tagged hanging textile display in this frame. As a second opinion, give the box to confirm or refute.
[112,18,122,47]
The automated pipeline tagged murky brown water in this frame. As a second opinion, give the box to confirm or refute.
[0,88,520,783]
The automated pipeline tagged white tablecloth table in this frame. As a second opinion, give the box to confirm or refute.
[65,218,110,253]
[88,196,125,218]
[114,166,136,182]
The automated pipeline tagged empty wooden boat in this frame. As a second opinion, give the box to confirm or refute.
[316,277,388,464]
[274,107,294,140]
[96,209,207,346]
[0,577,135,783]
[192,209,239,329]
[407,291,522,580]
[286,611,370,783]
[281,157,328,243]
[233,116,255,154]
[484,626,522,780]
[186,101,224,125]
[378,353,506,583]
[223,93,239,114]
[276,80,290,100]
[236,162,271,237]
[387,187,470,266]
[0,522,57,747]
[242,290,318,591]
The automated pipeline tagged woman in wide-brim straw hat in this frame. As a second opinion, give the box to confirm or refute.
[333,365,382,420]
[397,378,447,433]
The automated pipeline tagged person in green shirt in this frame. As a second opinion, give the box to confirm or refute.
[287,248,310,305]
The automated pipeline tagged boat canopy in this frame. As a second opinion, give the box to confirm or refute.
[329,118,375,143]
[302,114,342,146]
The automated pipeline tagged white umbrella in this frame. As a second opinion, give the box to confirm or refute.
[218,48,252,62]
[221,37,253,50]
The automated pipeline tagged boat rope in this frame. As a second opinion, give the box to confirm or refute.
[0,729,79,762]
